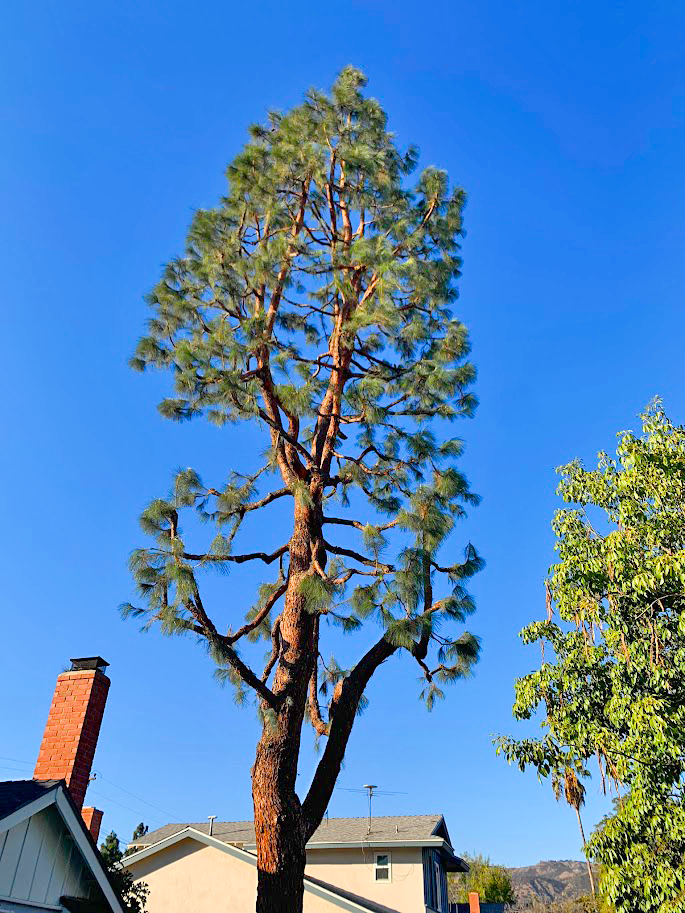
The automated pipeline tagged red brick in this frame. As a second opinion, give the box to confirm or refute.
[34,664,110,810]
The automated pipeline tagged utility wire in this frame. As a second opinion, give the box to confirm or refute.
[0,755,182,825]
[92,771,184,822]
[88,789,168,827]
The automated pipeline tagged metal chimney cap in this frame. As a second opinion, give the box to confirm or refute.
[69,657,110,672]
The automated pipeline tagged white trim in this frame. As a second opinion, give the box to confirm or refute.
[373,850,391,883]
[246,837,448,851]
[123,828,256,869]
[128,832,450,858]
[52,790,125,913]
[123,828,394,913]
[0,785,124,913]
[0,898,62,911]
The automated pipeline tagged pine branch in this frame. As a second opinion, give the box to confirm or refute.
[302,634,397,834]
[322,539,393,571]
[227,579,288,644]
[184,591,280,709]
[183,544,289,564]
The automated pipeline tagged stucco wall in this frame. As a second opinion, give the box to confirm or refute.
[305,845,424,913]
[128,839,260,912]
[127,838,414,913]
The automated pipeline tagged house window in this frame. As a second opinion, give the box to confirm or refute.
[374,852,392,882]
[434,859,444,911]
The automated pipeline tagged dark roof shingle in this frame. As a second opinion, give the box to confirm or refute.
[0,779,61,820]
[130,814,446,850]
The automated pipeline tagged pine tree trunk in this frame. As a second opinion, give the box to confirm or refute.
[252,497,320,913]
[252,765,306,913]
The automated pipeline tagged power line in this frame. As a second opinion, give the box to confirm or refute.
[92,771,183,822]
[0,754,182,825]
[88,789,169,827]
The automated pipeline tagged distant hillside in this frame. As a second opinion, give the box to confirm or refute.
[508,860,596,905]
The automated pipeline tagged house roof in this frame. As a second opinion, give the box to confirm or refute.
[123,826,407,913]
[306,875,402,913]
[0,779,125,913]
[0,778,62,819]
[131,814,448,850]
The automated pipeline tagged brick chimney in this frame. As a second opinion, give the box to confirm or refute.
[34,657,110,841]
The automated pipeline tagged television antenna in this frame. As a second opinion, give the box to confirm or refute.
[363,784,376,833]
[336,784,408,834]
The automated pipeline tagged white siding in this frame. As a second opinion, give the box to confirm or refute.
[0,807,93,908]
[0,819,29,895]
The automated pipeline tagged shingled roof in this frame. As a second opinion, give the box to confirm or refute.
[0,779,62,820]
[130,814,449,850]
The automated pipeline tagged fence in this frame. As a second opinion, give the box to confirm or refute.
[450,903,507,913]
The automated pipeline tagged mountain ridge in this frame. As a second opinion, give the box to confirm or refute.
[508,859,595,905]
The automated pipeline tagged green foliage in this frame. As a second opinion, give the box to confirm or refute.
[125,66,481,720]
[521,899,610,913]
[99,831,149,913]
[497,401,685,913]
[449,853,516,904]
[123,822,148,857]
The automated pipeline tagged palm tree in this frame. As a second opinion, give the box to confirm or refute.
[553,768,597,901]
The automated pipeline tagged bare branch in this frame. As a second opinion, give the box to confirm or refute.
[323,516,399,533]
[184,590,280,709]
[228,579,288,645]
[183,543,289,565]
[262,617,282,682]
[322,539,393,572]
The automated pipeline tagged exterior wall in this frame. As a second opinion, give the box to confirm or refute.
[305,845,424,913]
[127,839,413,913]
[422,847,449,912]
[126,839,258,913]
[0,806,95,909]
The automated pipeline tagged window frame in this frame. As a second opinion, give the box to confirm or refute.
[434,858,444,912]
[373,851,392,883]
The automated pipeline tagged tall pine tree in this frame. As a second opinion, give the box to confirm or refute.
[125,67,481,913]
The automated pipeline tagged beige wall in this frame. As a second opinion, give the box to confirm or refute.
[305,845,424,913]
[128,839,257,913]
[127,838,418,913]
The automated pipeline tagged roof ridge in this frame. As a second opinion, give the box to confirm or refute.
[142,813,440,826]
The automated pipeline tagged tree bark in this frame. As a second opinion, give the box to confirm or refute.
[252,497,319,913]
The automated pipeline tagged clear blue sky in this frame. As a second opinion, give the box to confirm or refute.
[2,0,684,867]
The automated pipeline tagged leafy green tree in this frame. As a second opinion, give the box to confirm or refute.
[100,831,149,913]
[125,67,481,913]
[123,822,148,857]
[449,853,516,904]
[497,402,685,913]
